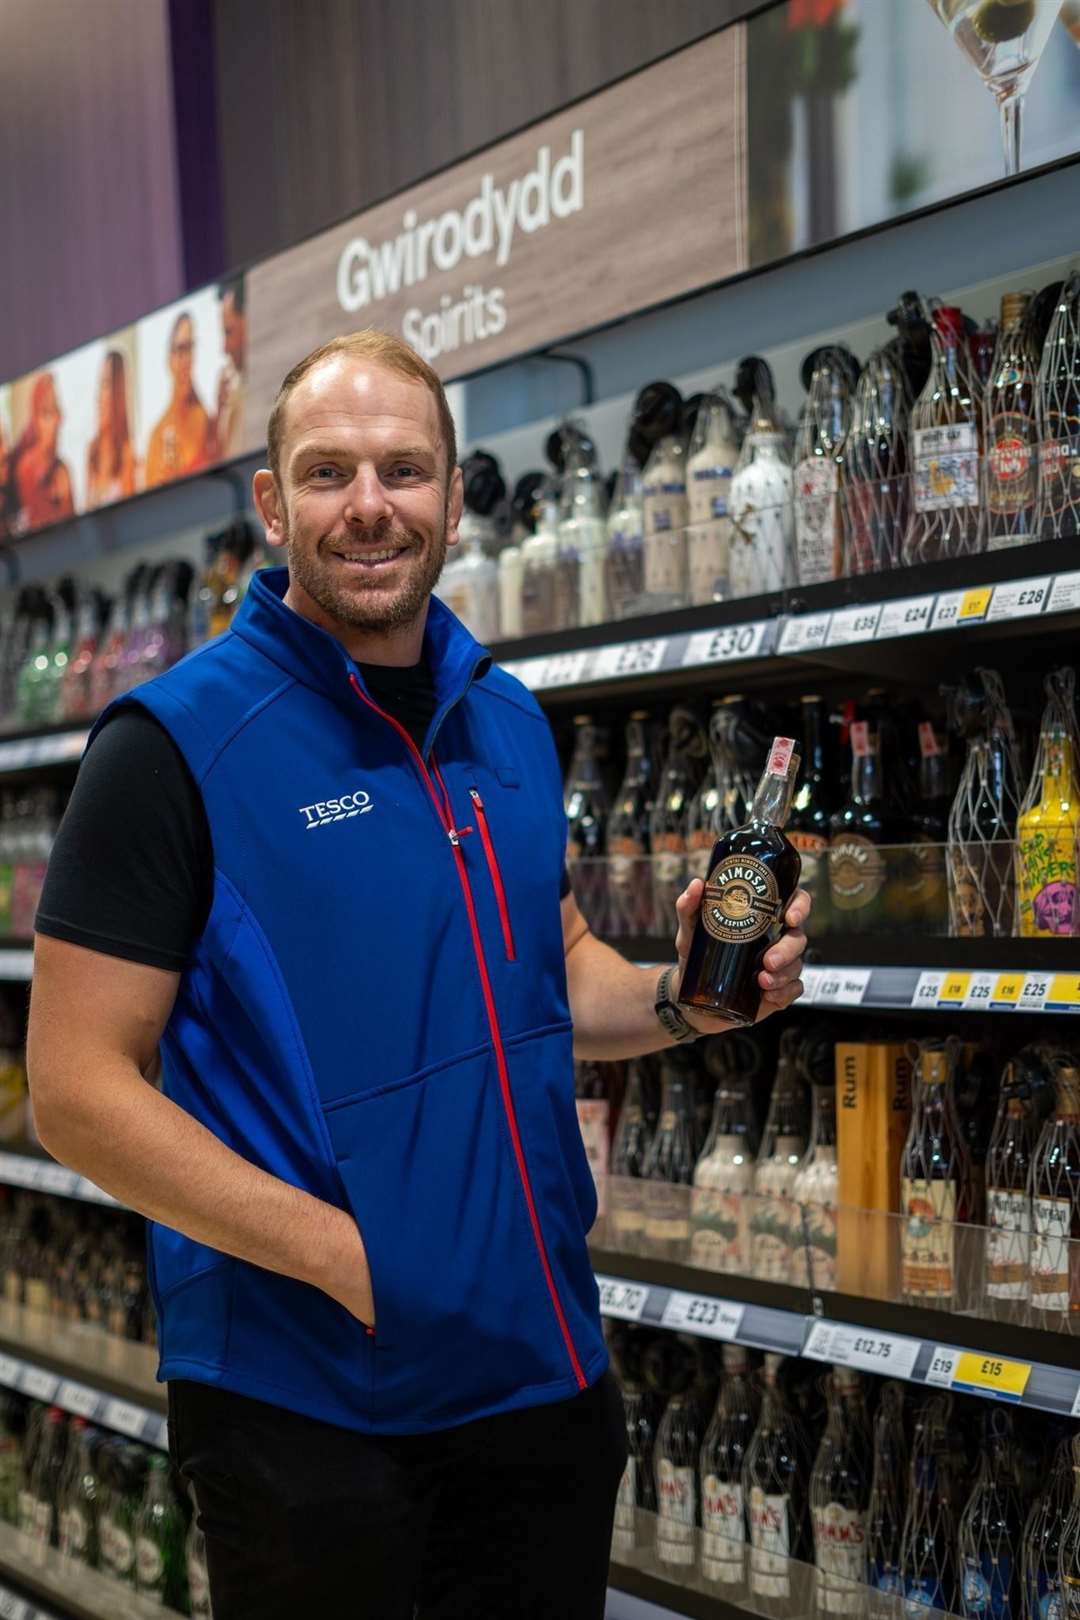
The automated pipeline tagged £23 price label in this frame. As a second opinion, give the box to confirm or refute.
[683,621,768,668]
[661,1292,744,1340]
[595,1276,648,1322]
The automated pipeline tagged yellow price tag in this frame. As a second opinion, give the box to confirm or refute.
[991,974,1023,1005]
[953,1351,1030,1400]
[959,588,992,620]
[1047,974,1080,1008]
[937,972,971,1005]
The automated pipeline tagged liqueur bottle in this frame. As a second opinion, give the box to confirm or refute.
[609,1061,653,1249]
[751,1031,809,1284]
[729,407,795,600]
[574,1062,609,1222]
[788,695,834,936]
[792,1078,839,1291]
[985,291,1039,548]
[606,712,657,938]
[809,1367,872,1618]
[686,391,740,604]
[559,445,607,628]
[1036,269,1080,541]
[958,1410,1023,1620]
[829,721,901,934]
[134,1453,187,1608]
[904,303,982,565]
[947,670,1022,939]
[866,1382,908,1617]
[642,1054,697,1258]
[700,1344,758,1591]
[686,727,722,889]
[1028,1056,1080,1321]
[57,1417,100,1568]
[650,707,708,940]
[605,460,646,621]
[907,720,950,933]
[678,737,801,1028]
[564,715,610,934]
[794,348,853,586]
[899,1396,958,1618]
[691,1056,757,1274]
[1017,669,1079,940]
[900,1037,975,1307]
[742,1354,812,1614]
[984,1054,1039,1319]
[1021,1436,1072,1620]
[655,1377,702,1570]
[841,346,911,576]
[642,433,689,608]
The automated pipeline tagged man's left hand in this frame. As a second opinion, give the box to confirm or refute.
[671,882,812,1031]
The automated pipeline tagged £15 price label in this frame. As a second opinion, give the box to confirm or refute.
[661,1292,744,1341]
[952,1351,1031,1402]
[595,1276,648,1322]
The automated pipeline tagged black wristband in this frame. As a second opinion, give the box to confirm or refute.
[654,965,700,1044]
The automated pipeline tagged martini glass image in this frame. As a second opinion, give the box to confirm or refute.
[927,0,1061,175]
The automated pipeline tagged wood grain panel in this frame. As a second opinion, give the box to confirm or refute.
[244,28,747,455]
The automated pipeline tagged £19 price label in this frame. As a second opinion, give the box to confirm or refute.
[661,1292,744,1340]
[595,1276,648,1322]
[925,1346,960,1387]
[952,1351,1031,1402]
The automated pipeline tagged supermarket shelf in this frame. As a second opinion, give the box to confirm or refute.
[590,1250,1080,1419]
[609,1561,741,1620]
[0,733,88,776]
[0,1151,117,1207]
[0,1520,167,1620]
[0,954,32,983]
[0,1303,165,1443]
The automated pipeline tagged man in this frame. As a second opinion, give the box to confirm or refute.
[208,276,247,463]
[28,330,808,1619]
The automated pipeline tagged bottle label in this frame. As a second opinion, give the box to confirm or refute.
[691,1149,753,1273]
[805,1198,838,1290]
[1031,1195,1073,1312]
[962,1554,1015,1619]
[918,722,941,759]
[1038,423,1080,524]
[656,1460,696,1565]
[113,1526,135,1575]
[609,836,647,901]
[794,457,840,585]
[60,1504,88,1555]
[913,423,979,511]
[702,1476,745,1584]
[612,1456,636,1556]
[1017,822,1077,937]
[986,1188,1031,1298]
[576,1098,609,1219]
[901,1177,956,1298]
[702,854,783,944]
[32,1497,53,1543]
[829,835,886,910]
[767,738,797,777]
[987,412,1036,513]
[748,1487,790,1598]
[813,1503,867,1614]
[136,1535,165,1588]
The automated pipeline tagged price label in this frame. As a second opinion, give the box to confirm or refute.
[990,973,1024,1009]
[509,657,546,690]
[799,966,823,1004]
[963,973,997,1009]
[595,1275,648,1322]
[37,1163,75,1196]
[987,576,1051,622]
[1071,1385,1080,1418]
[683,621,768,668]
[0,952,32,983]
[104,1398,148,1437]
[144,1415,169,1452]
[804,1321,920,1379]
[0,1153,38,1188]
[0,1357,20,1389]
[77,1178,120,1206]
[834,969,871,1005]
[778,612,831,655]
[539,650,588,689]
[952,1351,1031,1402]
[912,971,945,1008]
[0,1588,28,1620]
[959,587,993,621]
[925,1346,960,1388]
[58,1380,100,1420]
[0,742,31,771]
[1048,570,1080,615]
[876,595,935,641]
[936,972,971,1008]
[1045,974,1080,1012]
[592,639,667,681]
[932,588,991,629]
[1018,973,1051,1012]
[827,605,882,646]
[661,1292,744,1341]
[20,1367,58,1402]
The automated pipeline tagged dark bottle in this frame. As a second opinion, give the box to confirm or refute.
[958,1410,1023,1620]
[899,1397,958,1618]
[0,1392,21,1526]
[135,1453,187,1608]
[700,1344,758,1592]
[654,1361,703,1571]
[1021,1437,1072,1620]
[1037,269,1080,541]
[564,715,610,935]
[612,1338,659,1561]
[57,1417,100,1568]
[642,1053,697,1259]
[829,721,902,935]
[900,1038,975,1307]
[610,1061,653,1250]
[984,1059,1037,1320]
[867,1382,908,1617]
[28,1405,67,1552]
[742,1353,812,1615]
[788,695,833,937]
[678,737,802,1029]
[986,292,1039,548]
[606,711,657,938]
[686,730,722,888]
[810,1368,872,1619]
[650,706,708,938]
[907,720,950,933]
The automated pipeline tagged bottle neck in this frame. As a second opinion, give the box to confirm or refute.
[1040,730,1077,798]
[801,700,827,779]
[810,1084,837,1150]
[749,755,799,828]
[853,744,883,804]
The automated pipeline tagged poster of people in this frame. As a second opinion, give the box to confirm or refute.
[0,386,15,543]
[135,277,247,493]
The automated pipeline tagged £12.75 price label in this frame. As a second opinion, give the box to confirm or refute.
[595,1275,648,1322]
[804,1321,920,1380]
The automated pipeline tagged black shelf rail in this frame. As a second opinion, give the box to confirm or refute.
[611,934,1078,973]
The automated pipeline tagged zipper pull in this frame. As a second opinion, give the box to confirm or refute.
[469,787,484,810]
[448,827,461,847]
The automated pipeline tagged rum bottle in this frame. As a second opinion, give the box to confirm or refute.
[900,1037,975,1306]
[642,1054,697,1258]
[1036,269,1080,541]
[794,348,852,586]
[792,1079,839,1290]
[899,1396,958,1618]
[742,1354,811,1613]
[984,1058,1037,1318]
[1021,1436,1072,1620]
[985,292,1038,548]
[904,303,982,565]
[606,711,657,938]
[958,1410,1023,1620]
[867,1382,908,1616]
[1028,1057,1080,1321]
[650,707,708,941]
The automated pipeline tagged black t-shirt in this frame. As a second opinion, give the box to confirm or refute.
[36,662,571,971]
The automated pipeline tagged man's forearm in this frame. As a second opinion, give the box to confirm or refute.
[565,929,730,1060]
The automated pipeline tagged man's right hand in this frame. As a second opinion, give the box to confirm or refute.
[318,1206,376,1330]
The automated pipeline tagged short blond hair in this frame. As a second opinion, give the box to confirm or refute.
[266,329,458,484]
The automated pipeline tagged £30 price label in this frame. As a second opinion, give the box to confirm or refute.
[683,622,767,668]
[595,1276,648,1322]
[952,1351,1031,1402]
[661,1292,744,1341]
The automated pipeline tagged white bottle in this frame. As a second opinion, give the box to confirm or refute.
[791,1082,839,1290]
[497,546,523,641]
[560,452,608,627]
[793,355,850,586]
[438,531,499,643]
[729,413,795,600]
[520,483,560,636]
[687,393,740,605]
[642,435,689,606]
[605,462,645,621]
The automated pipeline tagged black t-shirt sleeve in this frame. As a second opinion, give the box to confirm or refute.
[560,866,571,900]
[35,707,213,971]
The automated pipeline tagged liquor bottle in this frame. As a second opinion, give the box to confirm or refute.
[751,1031,809,1283]
[16,1403,44,1553]
[904,304,982,565]
[564,715,610,934]
[642,1053,697,1258]
[677,737,801,1028]
[1059,1435,1080,1620]
[519,480,559,636]
[642,434,689,608]
[792,1079,839,1290]
[0,1393,22,1527]
[700,1344,758,1591]
[41,578,76,725]
[650,706,708,939]
[28,1405,65,1555]
[135,1453,187,1607]
[15,602,54,731]
[57,1417,100,1568]
[866,1382,908,1616]
[605,460,645,622]
[984,1057,1038,1318]
[575,1062,609,1223]
[691,1055,757,1273]
[900,1037,975,1306]
[1028,1057,1080,1321]
[743,1354,811,1613]
[107,1443,145,1587]
[794,349,852,586]
[187,1504,213,1618]
[958,1410,1023,1620]
[606,712,657,939]
[610,1061,652,1248]
[655,1383,702,1570]
[789,695,834,936]
[947,672,1023,938]
[686,731,722,890]
[559,446,607,628]
[1017,671,1079,939]
[899,1396,958,1617]
[729,408,795,600]
[708,697,762,836]
[1036,269,1080,540]
[841,346,911,576]
[61,587,105,722]
[437,527,500,644]
[829,721,901,934]
[1021,1437,1072,1620]
[810,1368,872,1618]
[907,720,950,933]
[985,292,1039,547]
[686,391,740,604]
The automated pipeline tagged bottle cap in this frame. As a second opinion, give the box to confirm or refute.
[999,291,1029,327]
[851,721,872,759]
[934,305,966,344]
[766,737,797,776]
[918,721,942,759]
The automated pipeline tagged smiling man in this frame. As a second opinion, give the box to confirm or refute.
[27,330,808,1620]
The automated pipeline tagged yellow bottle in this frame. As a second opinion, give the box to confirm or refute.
[1017,727,1079,937]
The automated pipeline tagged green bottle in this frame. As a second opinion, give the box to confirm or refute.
[57,1418,100,1568]
[135,1452,186,1609]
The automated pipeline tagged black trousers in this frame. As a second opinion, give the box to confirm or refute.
[168,1372,627,1620]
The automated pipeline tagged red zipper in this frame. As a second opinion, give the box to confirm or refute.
[348,674,586,1390]
[467,788,516,962]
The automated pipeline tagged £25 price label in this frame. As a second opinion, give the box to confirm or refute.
[963,973,996,1009]
[1018,974,1050,1012]
[912,971,945,1008]
[595,1276,648,1322]
[661,1292,744,1340]
[952,1351,1031,1402]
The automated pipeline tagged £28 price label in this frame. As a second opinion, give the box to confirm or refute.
[595,1276,648,1322]
[987,577,1051,622]
[661,1292,744,1340]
